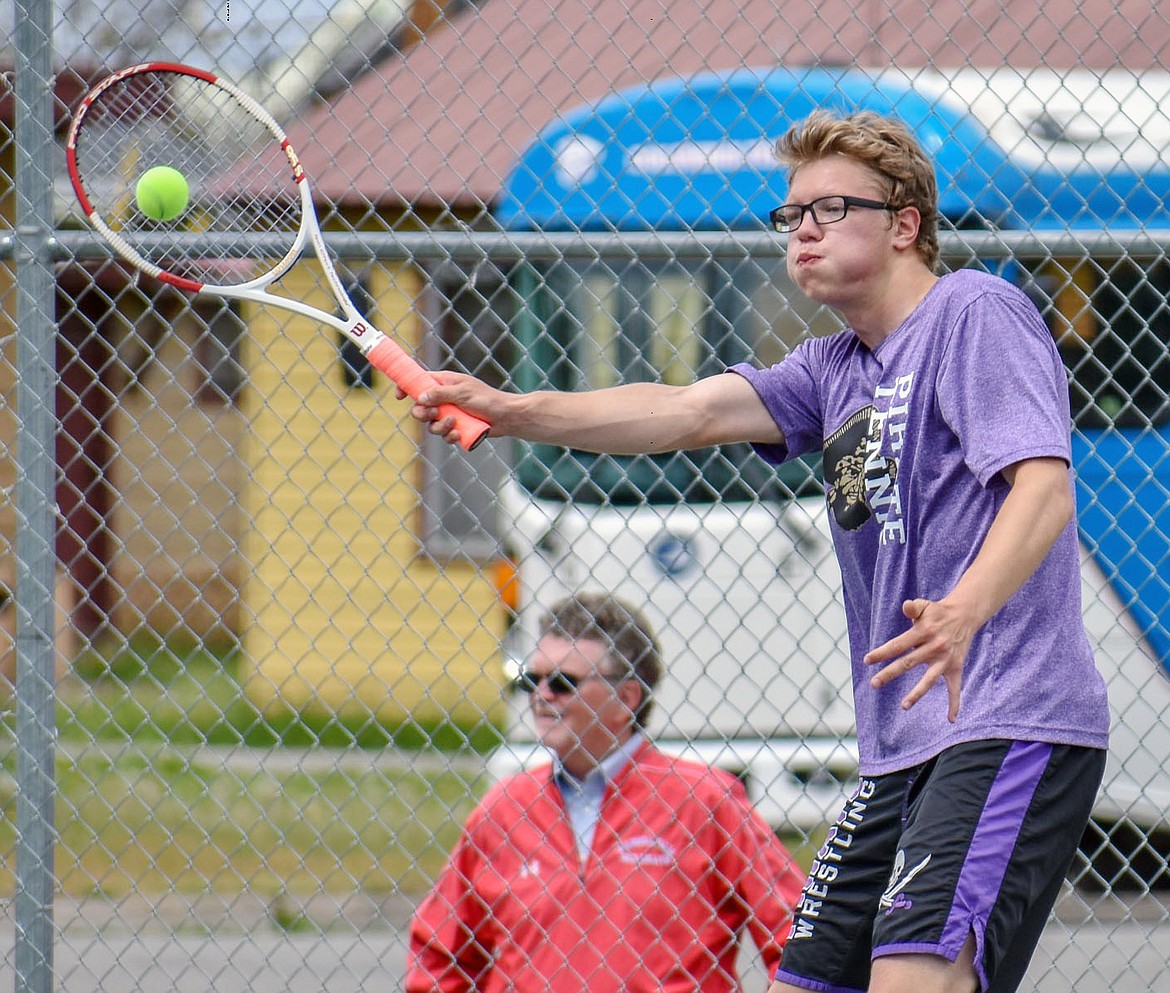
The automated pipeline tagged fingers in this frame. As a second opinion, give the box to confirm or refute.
[865,598,964,720]
[901,669,935,711]
[919,666,963,723]
[412,407,462,445]
[863,599,932,667]
[406,379,473,445]
[946,677,961,723]
[902,667,959,722]
[903,598,930,622]
[863,601,927,668]
[872,653,960,720]
[867,645,931,692]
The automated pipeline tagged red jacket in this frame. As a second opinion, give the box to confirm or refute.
[405,741,804,992]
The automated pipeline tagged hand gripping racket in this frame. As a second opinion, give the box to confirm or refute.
[65,61,490,451]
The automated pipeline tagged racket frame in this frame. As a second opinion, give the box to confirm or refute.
[66,61,490,451]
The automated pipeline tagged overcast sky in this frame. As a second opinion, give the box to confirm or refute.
[4,0,319,68]
[3,0,408,114]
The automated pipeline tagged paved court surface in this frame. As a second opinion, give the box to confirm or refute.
[1,890,1166,991]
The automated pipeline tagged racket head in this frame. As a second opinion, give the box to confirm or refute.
[66,62,305,292]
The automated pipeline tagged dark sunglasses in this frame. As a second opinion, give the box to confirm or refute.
[516,669,621,696]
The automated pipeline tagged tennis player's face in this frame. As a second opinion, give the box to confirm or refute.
[527,633,639,777]
[784,155,898,312]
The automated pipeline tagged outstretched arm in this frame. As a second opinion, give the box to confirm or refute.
[409,370,784,453]
[865,457,1075,721]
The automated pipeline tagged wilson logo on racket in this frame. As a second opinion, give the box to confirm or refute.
[282,141,306,183]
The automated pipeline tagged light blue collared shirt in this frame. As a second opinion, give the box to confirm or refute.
[553,733,643,859]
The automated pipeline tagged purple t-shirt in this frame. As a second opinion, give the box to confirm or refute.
[732,268,1109,775]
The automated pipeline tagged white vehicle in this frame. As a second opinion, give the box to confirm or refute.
[485,67,1170,876]
[490,480,856,831]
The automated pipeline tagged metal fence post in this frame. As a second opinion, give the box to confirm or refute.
[13,1,60,991]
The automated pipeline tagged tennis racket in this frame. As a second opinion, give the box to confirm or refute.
[65,61,490,451]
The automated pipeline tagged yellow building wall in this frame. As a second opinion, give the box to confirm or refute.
[238,260,505,725]
[2,122,245,644]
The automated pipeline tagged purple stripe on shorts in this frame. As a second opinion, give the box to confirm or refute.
[772,968,867,993]
[941,741,1052,967]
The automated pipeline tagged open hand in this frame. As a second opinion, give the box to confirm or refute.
[863,597,976,722]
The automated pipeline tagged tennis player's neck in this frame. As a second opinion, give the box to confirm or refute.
[852,272,940,350]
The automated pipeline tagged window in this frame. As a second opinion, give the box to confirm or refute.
[417,260,517,560]
[512,259,821,505]
[194,298,246,404]
[1034,257,1170,429]
[416,254,831,557]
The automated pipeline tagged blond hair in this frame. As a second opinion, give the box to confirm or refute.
[775,110,941,272]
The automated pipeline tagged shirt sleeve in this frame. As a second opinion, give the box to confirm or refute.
[937,285,1072,485]
[403,816,493,993]
[712,778,807,975]
[729,337,829,464]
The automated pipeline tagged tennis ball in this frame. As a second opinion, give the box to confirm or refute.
[135,165,190,222]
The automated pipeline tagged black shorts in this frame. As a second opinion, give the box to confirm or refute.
[775,739,1106,993]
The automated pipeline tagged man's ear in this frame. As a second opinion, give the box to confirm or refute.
[891,205,922,252]
[618,676,644,717]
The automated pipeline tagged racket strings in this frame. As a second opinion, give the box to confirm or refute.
[73,71,302,287]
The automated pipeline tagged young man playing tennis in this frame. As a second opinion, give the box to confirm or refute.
[411,110,1110,993]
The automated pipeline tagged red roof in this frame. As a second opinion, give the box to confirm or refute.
[290,0,1170,211]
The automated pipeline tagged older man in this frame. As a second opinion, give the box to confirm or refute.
[405,592,804,993]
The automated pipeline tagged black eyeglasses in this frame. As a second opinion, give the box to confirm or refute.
[769,195,898,233]
[516,669,622,696]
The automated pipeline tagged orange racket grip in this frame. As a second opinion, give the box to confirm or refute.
[365,338,491,451]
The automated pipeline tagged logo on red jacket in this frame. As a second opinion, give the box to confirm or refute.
[617,835,675,866]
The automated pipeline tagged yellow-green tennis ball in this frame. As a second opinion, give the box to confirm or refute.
[135,165,190,222]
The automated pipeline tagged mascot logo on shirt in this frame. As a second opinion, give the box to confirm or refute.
[824,406,897,531]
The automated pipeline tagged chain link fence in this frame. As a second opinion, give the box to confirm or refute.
[2,0,1169,990]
